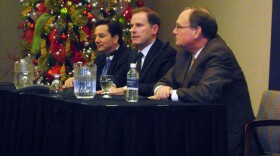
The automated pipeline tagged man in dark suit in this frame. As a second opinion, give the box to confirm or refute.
[109,7,177,96]
[63,19,130,90]
[150,7,256,156]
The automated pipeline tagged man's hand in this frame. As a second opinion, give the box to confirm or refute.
[147,95,160,100]
[62,77,74,88]
[109,86,125,95]
[96,90,104,94]
[96,86,126,95]
[155,86,172,100]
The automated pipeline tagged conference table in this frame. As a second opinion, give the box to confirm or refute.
[0,84,227,156]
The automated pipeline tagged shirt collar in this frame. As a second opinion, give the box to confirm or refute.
[107,45,120,60]
[138,40,156,58]
[194,46,204,59]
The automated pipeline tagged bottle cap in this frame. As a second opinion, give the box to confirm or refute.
[130,63,136,68]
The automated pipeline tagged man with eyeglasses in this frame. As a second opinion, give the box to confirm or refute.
[150,7,257,156]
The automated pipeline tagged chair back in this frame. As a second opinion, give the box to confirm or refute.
[256,90,280,154]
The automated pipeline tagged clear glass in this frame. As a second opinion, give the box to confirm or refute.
[74,62,97,99]
[50,74,62,97]
[100,75,113,98]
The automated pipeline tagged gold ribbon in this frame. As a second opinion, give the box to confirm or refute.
[79,28,88,42]
[21,6,32,18]
[60,63,66,82]
[40,39,47,57]
[44,16,55,33]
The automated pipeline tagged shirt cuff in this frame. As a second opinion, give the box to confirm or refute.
[154,85,163,94]
[170,90,179,101]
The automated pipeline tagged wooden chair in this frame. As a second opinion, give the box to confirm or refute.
[245,90,280,156]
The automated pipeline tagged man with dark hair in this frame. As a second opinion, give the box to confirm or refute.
[63,18,130,90]
[150,7,256,156]
[108,7,177,96]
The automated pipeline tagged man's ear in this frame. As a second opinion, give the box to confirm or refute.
[113,34,119,44]
[152,24,159,35]
[194,26,202,38]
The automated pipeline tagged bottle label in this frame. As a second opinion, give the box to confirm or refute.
[127,78,138,89]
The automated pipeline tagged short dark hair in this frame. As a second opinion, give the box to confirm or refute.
[95,18,123,45]
[185,7,218,39]
[132,7,160,28]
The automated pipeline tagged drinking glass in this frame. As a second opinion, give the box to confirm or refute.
[100,75,113,98]
[50,74,62,97]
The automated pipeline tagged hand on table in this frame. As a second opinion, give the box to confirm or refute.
[96,86,126,96]
[152,86,172,100]
[62,77,74,89]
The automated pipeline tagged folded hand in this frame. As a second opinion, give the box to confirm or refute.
[62,77,74,89]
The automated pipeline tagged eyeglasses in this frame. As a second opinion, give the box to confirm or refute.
[175,25,195,32]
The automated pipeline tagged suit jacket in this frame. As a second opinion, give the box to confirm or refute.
[94,45,130,90]
[115,38,177,96]
[155,36,255,156]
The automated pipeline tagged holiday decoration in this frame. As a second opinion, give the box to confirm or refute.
[18,0,143,84]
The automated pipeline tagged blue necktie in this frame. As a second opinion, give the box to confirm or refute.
[102,58,111,75]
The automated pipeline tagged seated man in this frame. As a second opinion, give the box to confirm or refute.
[63,18,130,90]
[150,7,256,156]
[107,7,177,96]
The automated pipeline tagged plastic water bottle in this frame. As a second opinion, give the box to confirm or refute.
[126,63,139,102]
[14,59,34,89]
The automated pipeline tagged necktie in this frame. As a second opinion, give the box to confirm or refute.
[136,52,144,73]
[188,55,195,72]
[102,57,111,75]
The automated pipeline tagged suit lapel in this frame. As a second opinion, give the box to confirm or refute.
[140,39,162,79]
[177,52,192,87]
[183,58,195,86]
[107,49,120,74]
[182,44,208,87]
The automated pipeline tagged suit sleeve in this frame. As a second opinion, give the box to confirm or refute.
[177,49,238,103]
[113,63,128,87]
[154,65,175,89]
[112,54,131,88]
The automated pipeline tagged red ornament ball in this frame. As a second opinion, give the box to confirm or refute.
[29,23,35,29]
[87,13,94,19]
[83,10,88,16]
[61,34,67,40]
[86,4,92,10]
[33,59,38,65]
[137,0,144,7]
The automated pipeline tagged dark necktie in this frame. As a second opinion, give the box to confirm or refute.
[102,57,111,75]
[136,52,144,73]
